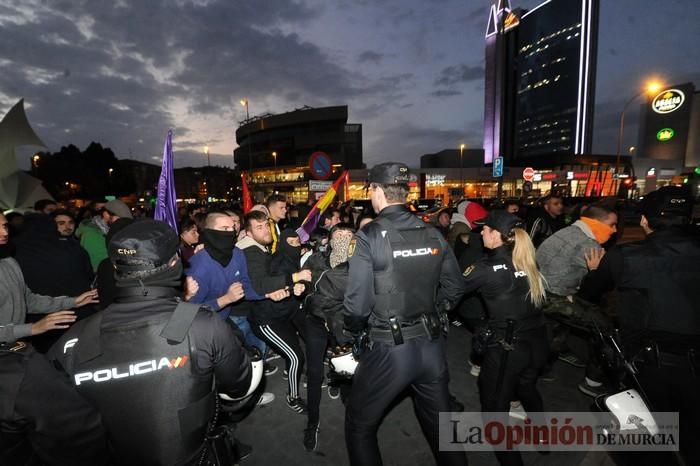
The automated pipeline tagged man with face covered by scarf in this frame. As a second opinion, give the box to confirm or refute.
[301,223,355,451]
[186,212,262,320]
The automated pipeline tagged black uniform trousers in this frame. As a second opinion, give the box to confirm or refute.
[0,344,108,466]
[345,335,467,466]
[478,326,548,466]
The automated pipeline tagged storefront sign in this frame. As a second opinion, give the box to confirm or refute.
[652,89,685,114]
[308,180,332,191]
[425,174,446,186]
[656,128,675,141]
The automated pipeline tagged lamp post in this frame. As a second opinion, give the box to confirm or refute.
[459,143,465,196]
[240,99,252,174]
[272,151,277,182]
[615,80,663,191]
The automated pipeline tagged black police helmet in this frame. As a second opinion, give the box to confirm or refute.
[367,162,410,186]
[108,219,179,279]
[638,186,693,220]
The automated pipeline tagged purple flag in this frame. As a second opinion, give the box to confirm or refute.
[154,130,178,233]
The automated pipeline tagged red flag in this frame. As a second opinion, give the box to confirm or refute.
[241,173,253,214]
[344,170,350,201]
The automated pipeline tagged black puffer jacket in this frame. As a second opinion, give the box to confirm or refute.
[303,252,348,335]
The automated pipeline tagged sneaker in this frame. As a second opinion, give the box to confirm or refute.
[509,401,528,421]
[469,361,481,377]
[256,392,275,406]
[303,421,320,451]
[236,440,253,462]
[558,352,586,368]
[328,385,340,400]
[264,363,278,376]
[266,349,281,361]
[578,379,606,398]
[282,369,289,380]
[286,395,307,414]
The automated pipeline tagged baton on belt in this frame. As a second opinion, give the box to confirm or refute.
[491,319,515,405]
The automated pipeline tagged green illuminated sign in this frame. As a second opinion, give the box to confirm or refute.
[656,128,674,142]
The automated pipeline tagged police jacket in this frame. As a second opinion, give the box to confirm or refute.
[461,246,544,336]
[343,204,463,333]
[49,290,252,466]
[612,228,700,352]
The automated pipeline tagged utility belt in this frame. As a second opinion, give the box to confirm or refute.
[633,344,699,377]
[370,312,448,346]
[473,319,525,356]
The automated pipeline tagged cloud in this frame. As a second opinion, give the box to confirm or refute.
[431,89,462,98]
[434,64,484,87]
[357,50,384,64]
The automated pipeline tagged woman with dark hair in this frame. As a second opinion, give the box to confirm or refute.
[300,223,355,452]
[462,210,548,466]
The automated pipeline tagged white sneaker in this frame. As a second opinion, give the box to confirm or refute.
[509,401,528,421]
[256,392,275,406]
[469,361,481,377]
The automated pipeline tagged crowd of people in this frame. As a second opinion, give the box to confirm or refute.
[1,164,699,466]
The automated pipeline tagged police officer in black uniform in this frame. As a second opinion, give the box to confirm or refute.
[343,162,467,466]
[606,187,700,465]
[461,211,548,466]
[49,219,258,466]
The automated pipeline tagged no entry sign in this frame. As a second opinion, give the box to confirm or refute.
[522,167,535,182]
[309,151,332,180]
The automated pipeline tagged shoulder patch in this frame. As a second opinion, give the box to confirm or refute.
[463,265,475,277]
[347,238,356,258]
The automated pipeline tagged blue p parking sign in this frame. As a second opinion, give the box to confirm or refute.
[492,156,504,178]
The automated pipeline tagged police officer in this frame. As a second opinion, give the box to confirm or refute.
[49,219,259,466]
[461,211,548,466]
[343,162,467,466]
[608,187,700,465]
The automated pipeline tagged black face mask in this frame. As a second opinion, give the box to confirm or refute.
[200,229,237,267]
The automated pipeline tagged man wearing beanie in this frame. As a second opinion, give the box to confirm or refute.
[76,199,133,272]
[50,219,258,465]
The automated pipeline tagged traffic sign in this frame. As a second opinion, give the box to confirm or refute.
[523,181,533,192]
[522,167,535,182]
[309,151,332,180]
[493,156,504,178]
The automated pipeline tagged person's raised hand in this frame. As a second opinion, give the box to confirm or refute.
[293,282,305,296]
[74,289,99,307]
[585,248,606,271]
[31,311,76,335]
[184,276,199,301]
[226,282,245,303]
[265,288,290,302]
[295,269,311,282]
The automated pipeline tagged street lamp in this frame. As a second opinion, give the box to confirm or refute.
[615,80,664,185]
[108,168,114,177]
[240,98,252,173]
[459,143,466,196]
[272,151,277,181]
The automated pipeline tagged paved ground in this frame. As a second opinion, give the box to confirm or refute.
[236,325,615,466]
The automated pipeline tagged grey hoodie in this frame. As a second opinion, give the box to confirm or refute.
[536,220,600,297]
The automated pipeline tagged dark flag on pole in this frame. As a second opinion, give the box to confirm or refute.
[154,130,179,233]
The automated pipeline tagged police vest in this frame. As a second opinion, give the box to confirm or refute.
[62,301,213,466]
[371,217,444,323]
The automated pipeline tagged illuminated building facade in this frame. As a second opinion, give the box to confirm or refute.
[483,0,599,166]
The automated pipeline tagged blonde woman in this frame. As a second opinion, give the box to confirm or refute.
[461,210,547,466]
